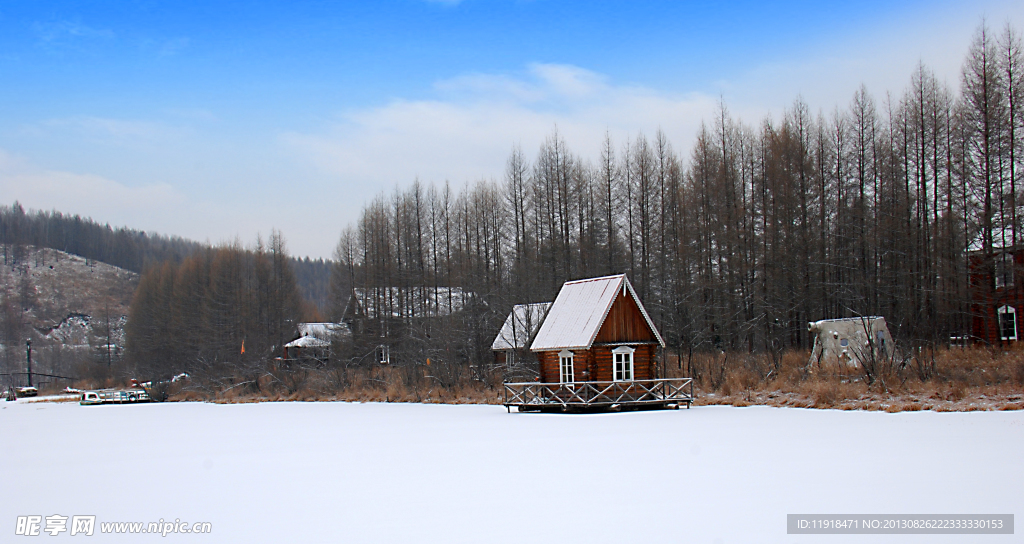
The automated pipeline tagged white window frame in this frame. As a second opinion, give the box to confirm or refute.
[558,349,574,383]
[998,305,1017,341]
[376,344,390,364]
[612,346,635,382]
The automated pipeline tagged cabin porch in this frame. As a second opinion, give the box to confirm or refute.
[503,377,694,412]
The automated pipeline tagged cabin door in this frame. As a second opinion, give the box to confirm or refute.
[559,350,574,383]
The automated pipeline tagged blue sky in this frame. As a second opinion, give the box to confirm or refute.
[1,0,1022,259]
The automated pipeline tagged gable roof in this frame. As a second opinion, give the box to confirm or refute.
[491,302,552,351]
[530,274,664,351]
[285,335,331,349]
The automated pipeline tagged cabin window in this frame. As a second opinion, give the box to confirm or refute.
[998,306,1017,341]
[996,253,1014,289]
[505,349,515,369]
[612,346,635,381]
[559,350,574,383]
[376,345,390,364]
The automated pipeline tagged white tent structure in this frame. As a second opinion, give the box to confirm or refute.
[808,317,893,368]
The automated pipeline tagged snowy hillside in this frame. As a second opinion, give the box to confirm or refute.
[2,401,1020,543]
[1,246,137,375]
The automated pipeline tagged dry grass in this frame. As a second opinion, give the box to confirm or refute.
[681,345,1024,412]
[168,363,504,406]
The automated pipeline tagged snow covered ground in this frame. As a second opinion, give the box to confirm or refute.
[2,399,1021,543]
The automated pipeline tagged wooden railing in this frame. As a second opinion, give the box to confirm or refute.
[503,378,694,411]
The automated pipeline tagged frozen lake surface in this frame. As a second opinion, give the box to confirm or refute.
[3,400,1021,543]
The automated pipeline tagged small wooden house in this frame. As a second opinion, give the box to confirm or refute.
[503,274,692,411]
[530,274,665,383]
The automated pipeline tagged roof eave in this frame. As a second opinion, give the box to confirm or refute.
[530,344,590,353]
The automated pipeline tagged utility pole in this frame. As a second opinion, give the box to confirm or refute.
[26,339,32,388]
[105,302,112,368]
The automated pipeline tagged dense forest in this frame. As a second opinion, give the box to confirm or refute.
[332,23,1023,370]
[126,232,304,382]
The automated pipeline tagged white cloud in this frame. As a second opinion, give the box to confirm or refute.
[32,20,114,43]
[283,63,719,194]
[723,0,1024,124]
[0,149,184,226]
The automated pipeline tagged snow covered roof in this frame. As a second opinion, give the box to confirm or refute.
[808,317,885,327]
[351,287,477,319]
[491,302,552,351]
[285,335,331,349]
[530,274,664,352]
[285,322,350,349]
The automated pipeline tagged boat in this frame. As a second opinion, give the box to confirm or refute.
[80,389,152,405]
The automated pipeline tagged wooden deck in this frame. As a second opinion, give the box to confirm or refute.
[503,377,694,412]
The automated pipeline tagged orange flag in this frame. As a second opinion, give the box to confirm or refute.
[241,340,246,354]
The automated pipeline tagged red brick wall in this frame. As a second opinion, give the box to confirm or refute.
[969,250,1024,344]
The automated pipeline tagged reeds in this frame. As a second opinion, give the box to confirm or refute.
[681,344,1024,412]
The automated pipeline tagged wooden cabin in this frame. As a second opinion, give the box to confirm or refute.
[503,274,691,411]
[531,274,665,383]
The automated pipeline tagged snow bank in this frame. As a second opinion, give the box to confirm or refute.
[1,401,1020,543]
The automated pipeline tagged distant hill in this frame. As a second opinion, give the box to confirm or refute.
[0,202,333,313]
